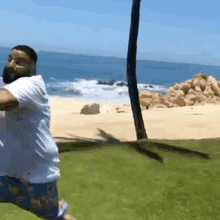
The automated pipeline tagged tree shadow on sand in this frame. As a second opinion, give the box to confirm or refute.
[54,128,211,164]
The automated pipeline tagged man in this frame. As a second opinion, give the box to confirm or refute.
[0,45,77,220]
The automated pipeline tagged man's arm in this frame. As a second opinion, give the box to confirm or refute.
[0,88,19,111]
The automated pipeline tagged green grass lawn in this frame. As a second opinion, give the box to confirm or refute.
[1,139,220,220]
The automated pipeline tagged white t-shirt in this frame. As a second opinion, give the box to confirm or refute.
[0,75,60,183]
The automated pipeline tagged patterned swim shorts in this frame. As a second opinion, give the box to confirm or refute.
[0,175,68,219]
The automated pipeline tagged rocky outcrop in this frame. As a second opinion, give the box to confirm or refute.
[80,73,220,113]
[139,73,220,110]
[97,80,128,87]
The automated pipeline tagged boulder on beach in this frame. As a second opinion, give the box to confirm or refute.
[80,103,100,114]
[139,73,220,110]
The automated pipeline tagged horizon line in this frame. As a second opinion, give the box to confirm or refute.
[0,46,219,67]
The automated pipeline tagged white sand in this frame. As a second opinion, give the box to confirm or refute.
[50,97,220,141]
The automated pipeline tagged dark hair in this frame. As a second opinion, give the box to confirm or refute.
[12,45,38,64]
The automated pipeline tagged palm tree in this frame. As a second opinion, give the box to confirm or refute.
[126,0,148,140]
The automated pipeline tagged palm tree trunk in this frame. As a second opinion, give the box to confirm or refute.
[126,0,148,140]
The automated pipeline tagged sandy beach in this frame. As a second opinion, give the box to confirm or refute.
[50,97,220,142]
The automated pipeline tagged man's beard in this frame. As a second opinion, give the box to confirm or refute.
[2,67,31,84]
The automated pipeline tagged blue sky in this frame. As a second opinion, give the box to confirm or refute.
[1,0,220,66]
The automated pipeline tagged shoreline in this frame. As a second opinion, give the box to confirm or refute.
[48,95,131,106]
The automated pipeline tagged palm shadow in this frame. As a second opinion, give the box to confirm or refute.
[54,128,211,164]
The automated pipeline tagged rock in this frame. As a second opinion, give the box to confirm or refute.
[151,93,161,102]
[97,80,116,86]
[181,82,191,94]
[148,103,168,110]
[155,104,168,108]
[193,73,208,80]
[175,90,185,98]
[187,88,198,96]
[185,93,197,102]
[141,106,147,111]
[197,93,207,102]
[167,90,184,105]
[80,103,100,114]
[174,96,186,107]
[187,89,201,102]
[198,78,207,91]
[203,86,215,97]
[140,98,152,108]
[195,85,202,92]
[144,85,153,88]
[166,87,175,96]
[97,80,106,85]
[186,79,195,90]
[168,103,179,108]
[159,95,170,107]
[192,74,208,92]
[206,96,220,104]
[167,96,176,105]
[116,82,127,87]
[185,99,195,106]
[138,72,220,110]
[173,83,181,90]
[152,93,170,107]
[139,90,155,99]
[109,80,117,86]
[193,92,205,103]
[192,75,207,92]
[166,92,176,102]
[207,76,220,98]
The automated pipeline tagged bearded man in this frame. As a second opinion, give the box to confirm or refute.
[0,45,77,220]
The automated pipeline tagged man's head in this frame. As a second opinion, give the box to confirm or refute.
[2,45,38,84]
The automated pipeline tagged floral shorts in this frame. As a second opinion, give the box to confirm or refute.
[0,175,68,219]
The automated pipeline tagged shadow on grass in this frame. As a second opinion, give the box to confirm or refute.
[54,128,211,164]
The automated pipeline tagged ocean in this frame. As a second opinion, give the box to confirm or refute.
[1,47,220,105]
